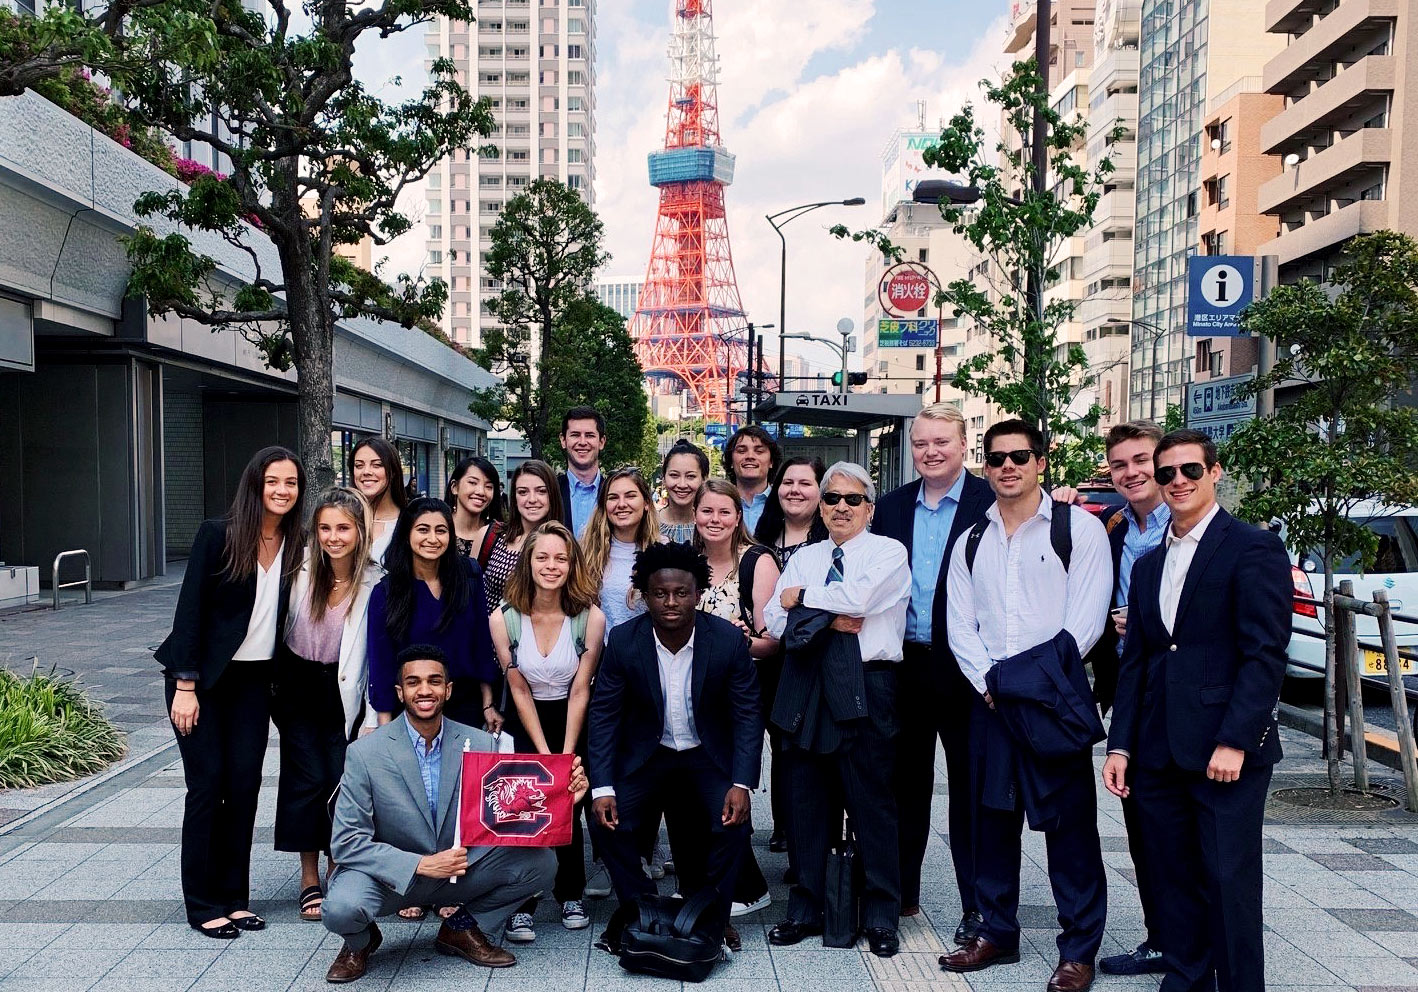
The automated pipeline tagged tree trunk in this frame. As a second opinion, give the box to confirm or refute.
[1323,547,1340,796]
[284,255,337,495]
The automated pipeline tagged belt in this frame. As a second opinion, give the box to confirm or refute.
[862,660,898,673]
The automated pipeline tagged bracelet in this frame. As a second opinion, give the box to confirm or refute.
[175,687,196,693]
[483,704,496,712]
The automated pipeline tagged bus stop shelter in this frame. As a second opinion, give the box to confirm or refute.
[753,391,924,492]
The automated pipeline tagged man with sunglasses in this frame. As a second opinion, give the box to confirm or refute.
[1103,430,1289,992]
[942,420,1112,992]
[763,461,912,957]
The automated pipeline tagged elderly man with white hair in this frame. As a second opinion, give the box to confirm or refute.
[763,460,912,957]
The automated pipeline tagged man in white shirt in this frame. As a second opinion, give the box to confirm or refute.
[942,420,1112,992]
[763,461,912,958]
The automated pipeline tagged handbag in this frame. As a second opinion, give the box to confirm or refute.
[619,888,725,983]
[823,815,860,948]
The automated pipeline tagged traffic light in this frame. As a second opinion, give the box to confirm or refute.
[831,371,868,387]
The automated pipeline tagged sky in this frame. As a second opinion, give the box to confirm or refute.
[360,0,1014,378]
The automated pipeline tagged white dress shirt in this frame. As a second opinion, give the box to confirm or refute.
[656,631,700,750]
[1160,501,1221,633]
[946,495,1111,694]
[232,540,284,661]
[763,529,911,662]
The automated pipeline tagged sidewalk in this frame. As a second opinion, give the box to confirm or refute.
[3,591,1418,991]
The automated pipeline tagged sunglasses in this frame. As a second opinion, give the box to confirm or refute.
[983,448,1040,469]
[822,492,870,507]
[1154,462,1208,485]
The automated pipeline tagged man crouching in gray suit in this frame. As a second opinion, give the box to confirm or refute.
[323,644,586,983]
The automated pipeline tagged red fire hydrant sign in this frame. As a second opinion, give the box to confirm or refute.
[459,751,575,848]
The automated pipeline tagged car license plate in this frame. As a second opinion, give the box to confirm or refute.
[1362,649,1415,675]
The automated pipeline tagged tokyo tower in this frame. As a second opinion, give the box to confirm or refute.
[628,0,747,424]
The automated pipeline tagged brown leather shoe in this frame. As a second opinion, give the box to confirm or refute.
[939,936,1022,973]
[1047,960,1095,992]
[900,904,922,918]
[724,923,742,953]
[435,921,516,968]
[326,923,382,983]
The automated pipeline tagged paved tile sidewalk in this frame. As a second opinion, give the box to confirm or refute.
[3,583,1418,990]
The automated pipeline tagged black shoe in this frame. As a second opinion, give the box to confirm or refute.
[768,919,823,946]
[191,919,240,939]
[866,928,899,958]
[228,913,266,932]
[954,909,984,945]
[768,829,788,853]
[1099,942,1166,975]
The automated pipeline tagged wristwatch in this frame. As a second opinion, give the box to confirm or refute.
[796,587,807,609]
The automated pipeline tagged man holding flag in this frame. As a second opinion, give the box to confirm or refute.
[322,644,587,983]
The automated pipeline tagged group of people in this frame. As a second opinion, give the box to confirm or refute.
[158,400,1290,992]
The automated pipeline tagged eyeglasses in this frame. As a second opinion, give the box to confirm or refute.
[983,449,1039,469]
[1154,462,1207,485]
[821,492,870,507]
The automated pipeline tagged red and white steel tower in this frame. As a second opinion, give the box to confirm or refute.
[628,0,746,423]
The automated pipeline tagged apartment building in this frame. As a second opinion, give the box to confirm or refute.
[424,0,597,349]
[594,275,642,322]
[1129,0,1285,419]
[1258,0,1416,284]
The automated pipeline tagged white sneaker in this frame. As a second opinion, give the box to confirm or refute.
[643,843,667,880]
[562,900,590,930]
[504,912,536,942]
[584,863,612,898]
[729,892,771,918]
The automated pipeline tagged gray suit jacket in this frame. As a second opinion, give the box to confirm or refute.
[330,715,497,896]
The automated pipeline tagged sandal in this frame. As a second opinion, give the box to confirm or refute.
[398,905,427,920]
[299,885,324,922]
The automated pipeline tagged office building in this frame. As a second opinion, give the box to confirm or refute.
[424,1,597,349]
[594,276,642,322]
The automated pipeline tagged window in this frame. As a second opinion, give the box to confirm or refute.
[568,122,584,138]
[568,17,585,32]
[568,148,584,163]
[915,354,926,371]
[428,224,443,239]
[429,250,443,264]
[427,173,441,188]
[917,248,928,263]
[567,70,586,85]
[427,199,442,214]
[479,175,501,186]
[568,96,584,112]
[568,174,585,190]
[539,70,557,84]
[568,44,584,59]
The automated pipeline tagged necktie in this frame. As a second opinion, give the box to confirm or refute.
[826,546,845,585]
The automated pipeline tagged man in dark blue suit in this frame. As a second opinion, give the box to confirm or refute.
[1103,430,1290,992]
[588,542,763,950]
[870,403,994,938]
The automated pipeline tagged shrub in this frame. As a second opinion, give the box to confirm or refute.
[0,665,126,790]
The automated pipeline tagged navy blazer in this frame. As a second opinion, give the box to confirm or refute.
[588,612,763,792]
[1107,507,1291,772]
[1087,507,1131,713]
[870,471,995,664]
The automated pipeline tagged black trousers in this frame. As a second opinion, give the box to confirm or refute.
[601,746,748,933]
[894,642,976,913]
[784,666,901,931]
[273,654,349,855]
[1133,760,1272,992]
[168,659,271,927]
[504,695,589,905]
[1121,790,1162,947]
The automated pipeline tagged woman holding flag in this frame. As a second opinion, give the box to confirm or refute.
[489,521,606,941]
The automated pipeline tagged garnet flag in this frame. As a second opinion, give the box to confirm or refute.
[459,751,575,848]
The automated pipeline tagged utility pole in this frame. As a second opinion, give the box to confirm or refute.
[1027,0,1051,450]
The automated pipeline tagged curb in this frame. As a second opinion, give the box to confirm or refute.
[0,735,177,839]
[1278,701,1405,774]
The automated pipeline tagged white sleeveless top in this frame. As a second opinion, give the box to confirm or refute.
[515,616,581,701]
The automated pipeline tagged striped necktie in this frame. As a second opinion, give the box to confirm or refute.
[825,546,845,585]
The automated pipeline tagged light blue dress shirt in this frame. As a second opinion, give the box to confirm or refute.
[741,486,771,534]
[1116,501,1170,654]
[405,718,444,824]
[568,469,602,539]
[906,471,965,644]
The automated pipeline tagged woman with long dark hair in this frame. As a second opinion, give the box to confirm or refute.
[157,446,306,938]
[350,437,408,565]
[447,455,505,567]
[274,488,383,923]
[479,459,562,615]
[582,468,660,636]
[657,440,708,544]
[752,456,829,566]
[490,521,606,941]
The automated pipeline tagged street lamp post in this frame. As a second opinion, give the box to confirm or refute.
[767,197,866,392]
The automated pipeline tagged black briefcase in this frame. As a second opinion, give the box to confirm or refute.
[619,889,725,983]
[823,817,860,948]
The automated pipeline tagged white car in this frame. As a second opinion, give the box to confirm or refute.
[1284,501,1418,682]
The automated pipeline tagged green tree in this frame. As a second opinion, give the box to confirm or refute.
[46,0,496,490]
[0,0,154,97]
[473,294,648,469]
[1225,231,1418,793]
[474,179,610,459]
[840,60,1120,484]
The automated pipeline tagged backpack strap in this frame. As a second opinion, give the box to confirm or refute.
[1104,506,1129,536]
[499,601,522,656]
[737,545,772,627]
[571,609,590,657]
[671,885,726,937]
[1050,499,1073,573]
[964,518,990,575]
[476,521,502,568]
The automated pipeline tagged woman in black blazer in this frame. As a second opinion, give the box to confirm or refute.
[157,446,306,938]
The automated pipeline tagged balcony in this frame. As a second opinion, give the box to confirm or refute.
[1266,0,1340,34]
[1264,0,1401,96]
[1260,55,1395,154]
[1080,238,1136,281]
[1258,127,1391,214]
[1261,198,1388,266]
[1005,1,1040,54]
[1092,188,1136,231]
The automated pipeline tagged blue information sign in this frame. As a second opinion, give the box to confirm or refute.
[1187,255,1256,337]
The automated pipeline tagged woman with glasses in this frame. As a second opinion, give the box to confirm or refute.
[478,459,563,614]
[754,456,829,566]
[349,437,407,566]
[581,467,660,637]
[657,440,709,544]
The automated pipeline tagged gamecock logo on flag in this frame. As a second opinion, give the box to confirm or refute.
[460,752,574,847]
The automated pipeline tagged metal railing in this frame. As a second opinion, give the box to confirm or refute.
[51,550,92,611]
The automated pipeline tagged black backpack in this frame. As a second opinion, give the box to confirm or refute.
[737,544,776,631]
[619,888,725,983]
[964,499,1073,574]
